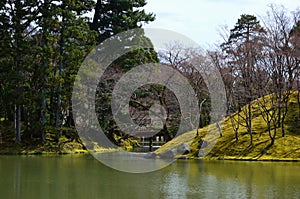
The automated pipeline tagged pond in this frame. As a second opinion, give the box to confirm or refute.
[0,155,299,199]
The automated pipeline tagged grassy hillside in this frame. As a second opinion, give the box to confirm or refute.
[156,91,300,161]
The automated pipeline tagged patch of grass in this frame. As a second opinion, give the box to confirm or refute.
[157,91,300,161]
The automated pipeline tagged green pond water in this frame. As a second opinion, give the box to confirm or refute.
[0,155,299,199]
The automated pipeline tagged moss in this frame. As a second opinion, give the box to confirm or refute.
[157,91,300,161]
[0,127,89,154]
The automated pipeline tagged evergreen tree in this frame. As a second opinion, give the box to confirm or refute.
[90,0,155,43]
[36,0,96,141]
[221,14,265,147]
[90,0,159,144]
[0,0,40,143]
[0,0,158,148]
[0,0,96,144]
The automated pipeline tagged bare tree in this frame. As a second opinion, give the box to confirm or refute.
[159,43,212,136]
[261,5,300,137]
[220,14,266,147]
[290,13,300,120]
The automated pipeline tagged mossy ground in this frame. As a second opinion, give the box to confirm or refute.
[0,126,133,154]
[0,126,88,155]
[157,91,300,161]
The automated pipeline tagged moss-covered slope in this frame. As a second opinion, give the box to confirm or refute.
[156,91,300,161]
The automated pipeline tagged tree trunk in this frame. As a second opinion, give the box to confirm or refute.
[271,125,277,146]
[55,9,64,141]
[90,0,101,31]
[15,46,21,144]
[298,86,300,120]
[15,104,21,144]
[235,129,238,142]
[216,122,222,137]
[281,122,285,137]
[67,106,75,127]
[248,103,252,147]
[162,123,172,142]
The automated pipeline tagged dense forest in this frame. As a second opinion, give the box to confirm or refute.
[0,1,299,154]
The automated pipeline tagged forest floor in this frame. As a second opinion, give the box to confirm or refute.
[0,131,88,155]
[0,127,121,155]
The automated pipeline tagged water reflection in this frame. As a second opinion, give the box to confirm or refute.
[161,160,300,199]
[0,156,299,199]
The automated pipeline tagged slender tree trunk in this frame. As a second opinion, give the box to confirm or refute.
[49,95,54,125]
[272,124,277,146]
[281,98,289,137]
[14,105,16,136]
[13,2,22,144]
[162,123,172,142]
[248,102,252,147]
[281,122,285,137]
[67,106,75,127]
[41,66,46,142]
[197,99,206,136]
[90,0,101,31]
[41,0,49,142]
[267,123,273,145]
[55,9,64,141]
[55,92,61,141]
[15,44,21,143]
[235,129,238,142]
[16,104,21,143]
[216,122,222,137]
[41,61,47,142]
[230,113,239,142]
[297,82,300,119]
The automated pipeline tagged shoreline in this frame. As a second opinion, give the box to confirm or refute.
[0,150,89,156]
[174,154,300,162]
[203,157,300,162]
[1,150,299,163]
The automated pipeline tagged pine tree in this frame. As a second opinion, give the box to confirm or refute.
[90,0,155,43]
[36,0,96,141]
[0,0,40,143]
[90,0,159,144]
[0,0,96,144]
[221,14,265,147]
